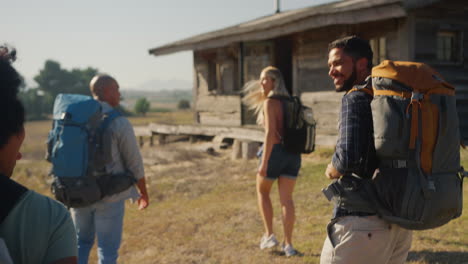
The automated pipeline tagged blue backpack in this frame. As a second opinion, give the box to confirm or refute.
[47,94,134,208]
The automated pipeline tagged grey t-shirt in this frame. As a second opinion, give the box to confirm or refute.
[0,190,77,264]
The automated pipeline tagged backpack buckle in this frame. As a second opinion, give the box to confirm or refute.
[459,167,467,180]
[60,112,71,120]
[411,92,423,101]
[427,179,436,192]
[394,160,407,168]
[322,182,341,201]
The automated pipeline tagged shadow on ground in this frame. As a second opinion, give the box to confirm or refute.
[269,249,306,258]
[407,250,468,263]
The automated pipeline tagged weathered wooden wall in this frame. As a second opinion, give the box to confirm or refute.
[243,41,274,82]
[294,19,404,93]
[193,46,242,126]
[294,20,405,146]
[242,41,275,125]
[411,3,468,144]
[196,95,242,126]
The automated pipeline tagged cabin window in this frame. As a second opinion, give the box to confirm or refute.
[219,62,236,93]
[206,60,238,94]
[370,37,387,65]
[243,42,274,82]
[207,60,217,92]
[437,31,459,62]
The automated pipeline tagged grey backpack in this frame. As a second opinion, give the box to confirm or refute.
[272,95,316,154]
[366,60,465,230]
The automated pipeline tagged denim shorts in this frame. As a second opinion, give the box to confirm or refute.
[257,144,301,180]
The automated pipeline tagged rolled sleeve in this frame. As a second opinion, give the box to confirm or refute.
[332,151,347,175]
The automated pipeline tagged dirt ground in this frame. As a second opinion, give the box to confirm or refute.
[14,120,468,264]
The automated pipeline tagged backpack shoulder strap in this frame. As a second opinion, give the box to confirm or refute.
[99,109,122,133]
[347,86,373,96]
[92,109,123,171]
[0,174,28,225]
[346,77,373,96]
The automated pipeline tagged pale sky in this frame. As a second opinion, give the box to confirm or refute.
[2,0,332,90]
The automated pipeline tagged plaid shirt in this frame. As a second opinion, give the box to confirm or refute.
[332,81,377,179]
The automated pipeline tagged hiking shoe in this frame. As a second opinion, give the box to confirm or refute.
[259,234,279,249]
[282,244,298,257]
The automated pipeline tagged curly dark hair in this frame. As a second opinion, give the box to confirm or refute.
[0,45,17,63]
[0,46,24,148]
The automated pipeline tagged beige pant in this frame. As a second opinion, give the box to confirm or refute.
[320,215,412,264]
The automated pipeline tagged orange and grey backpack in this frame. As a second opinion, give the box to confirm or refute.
[366,60,466,230]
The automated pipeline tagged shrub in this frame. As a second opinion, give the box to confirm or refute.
[134,98,150,116]
[177,99,190,110]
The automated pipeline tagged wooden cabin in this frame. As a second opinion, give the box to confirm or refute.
[149,0,468,146]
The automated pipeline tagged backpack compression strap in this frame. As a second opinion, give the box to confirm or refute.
[0,174,28,225]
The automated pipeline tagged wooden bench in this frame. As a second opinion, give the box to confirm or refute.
[134,123,264,159]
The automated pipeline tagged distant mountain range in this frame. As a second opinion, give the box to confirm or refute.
[120,86,192,110]
[130,79,192,91]
[121,89,192,101]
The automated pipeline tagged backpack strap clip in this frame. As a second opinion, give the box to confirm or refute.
[406,92,424,150]
[321,181,342,202]
[410,91,423,101]
[380,159,407,168]
[459,167,467,180]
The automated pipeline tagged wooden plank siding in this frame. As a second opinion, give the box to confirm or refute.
[196,95,242,126]
[411,4,468,144]
[193,47,243,126]
[292,19,406,145]
[293,19,403,94]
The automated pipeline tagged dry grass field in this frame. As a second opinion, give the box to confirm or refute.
[13,114,468,264]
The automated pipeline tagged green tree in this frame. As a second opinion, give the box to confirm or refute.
[134,98,150,116]
[18,89,48,120]
[31,60,99,116]
[34,60,98,99]
[177,99,190,110]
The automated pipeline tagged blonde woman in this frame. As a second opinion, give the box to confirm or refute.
[243,66,301,257]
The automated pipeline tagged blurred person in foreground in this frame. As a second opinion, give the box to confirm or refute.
[0,46,78,264]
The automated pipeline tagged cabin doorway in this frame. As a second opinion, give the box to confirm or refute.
[240,38,294,125]
[241,41,274,125]
[275,36,293,95]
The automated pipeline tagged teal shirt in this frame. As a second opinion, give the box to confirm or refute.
[0,190,77,264]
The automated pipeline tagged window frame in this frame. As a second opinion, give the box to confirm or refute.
[435,29,463,65]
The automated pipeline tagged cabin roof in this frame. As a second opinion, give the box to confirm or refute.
[148,0,421,56]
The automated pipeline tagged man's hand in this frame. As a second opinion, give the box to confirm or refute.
[325,163,343,179]
[137,193,149,210]
[136,178,149,210]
